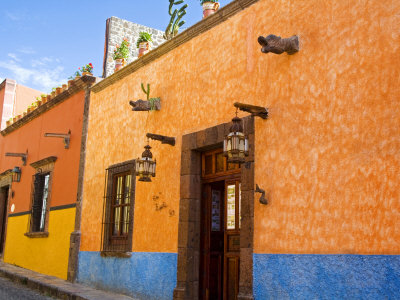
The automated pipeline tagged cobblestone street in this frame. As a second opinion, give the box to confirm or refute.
[0,275,55,300]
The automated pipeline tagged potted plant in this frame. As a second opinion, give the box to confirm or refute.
[23,110,27,117]
[35,96,42,107]
[62,83,68,91]
[136,32,152,58]
[81,63,93,76]
[68,76,75,88]
[41,94,47,103]
[51,87,56,98]
[6,118,12,127]
[12,116,17,123]
[113,38,130,71]
[201,0,219,18]
[17,114,22,120]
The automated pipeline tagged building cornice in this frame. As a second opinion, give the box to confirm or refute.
[1,76,98,136]
[91,0,259,93]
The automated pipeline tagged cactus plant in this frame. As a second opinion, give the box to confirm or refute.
[164,0,188,40]
[141,83,150,100]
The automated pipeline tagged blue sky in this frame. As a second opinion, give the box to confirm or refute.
[0,0,232,92]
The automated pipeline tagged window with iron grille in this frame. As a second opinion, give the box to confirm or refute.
[101,160,135,253]
[30,172,51,232]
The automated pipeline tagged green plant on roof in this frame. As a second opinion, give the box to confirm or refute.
[200,0,218,4]
[136,32,153,48]
[113,38,130,60]
[164,0,187,40]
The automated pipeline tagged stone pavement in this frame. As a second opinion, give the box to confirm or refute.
[0,261,136,300]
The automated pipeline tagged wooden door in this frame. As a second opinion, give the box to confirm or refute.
[200,149,241,300]
[224,180,241,300]
[200,181,224,300]
[0,186,9,254]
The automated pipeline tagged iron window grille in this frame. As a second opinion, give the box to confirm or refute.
[101,160,136,253]
[28,172,51,232]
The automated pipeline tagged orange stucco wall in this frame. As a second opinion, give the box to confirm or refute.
[0,90,85,213]
[81,0,400,255]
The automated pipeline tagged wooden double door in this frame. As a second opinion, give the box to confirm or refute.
[200,150,241,300]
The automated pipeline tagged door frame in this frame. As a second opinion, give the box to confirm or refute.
[0,169,13,258]
[173,116,255,300]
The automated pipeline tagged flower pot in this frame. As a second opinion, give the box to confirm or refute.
[56,87,62,95]
[36,100,42,107]
[17,115,22,120]
[51,91,56,98]
[12,117,17,123]
[75,76,80,80]
[68,80,74,88]
[41,95,47,103]
[115,58,124,72]
[47,94,52,101]
[82,72,92,76]
[138,42,150,58]
[6,120,11,127]
[23,111,27,117]
[62,84,68,91]
[202,1,220,18]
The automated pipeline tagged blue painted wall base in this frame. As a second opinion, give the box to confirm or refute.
[78,251,177,300]
[254,254,400,300]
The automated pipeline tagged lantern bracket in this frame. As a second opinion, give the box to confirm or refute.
[44,130,71,149]
[255,184,268,205]
[146,133,175,146]
[5,150,28,166]
[234,102,268,119]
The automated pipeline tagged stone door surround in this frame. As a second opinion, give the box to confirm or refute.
[173,116,255,300]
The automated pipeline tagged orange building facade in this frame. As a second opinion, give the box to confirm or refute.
[0,77,96,280]
[76,0,400,299]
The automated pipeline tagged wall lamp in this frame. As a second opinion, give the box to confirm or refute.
[44,130,71,149]
[136,133,176,182]
[11,166,21,183]
[5,151,28,166]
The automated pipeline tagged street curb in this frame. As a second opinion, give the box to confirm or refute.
[0,261,135,300]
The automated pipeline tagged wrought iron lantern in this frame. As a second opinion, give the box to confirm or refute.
[11,166,21,182]
[136,143,156,182]
[224,111,249,164]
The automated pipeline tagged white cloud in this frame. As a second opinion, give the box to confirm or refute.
[0,59,65,92]
[18,47,36,55]
[8,53,21,62]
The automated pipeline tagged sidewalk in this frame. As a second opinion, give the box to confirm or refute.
[0,261,136,300]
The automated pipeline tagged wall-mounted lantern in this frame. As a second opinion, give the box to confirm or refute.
[224,110,249,164]
[135,133,175,182]
[136,143,156,182]
[11,166,21,183]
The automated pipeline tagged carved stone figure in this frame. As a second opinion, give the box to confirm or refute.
[129,98,161,111]
[258,34,299,55]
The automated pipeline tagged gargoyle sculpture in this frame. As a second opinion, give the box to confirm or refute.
[129,99,161,111]
[258,34,299,55]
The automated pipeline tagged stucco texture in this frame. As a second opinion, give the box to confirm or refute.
[81,0,400,259]
[254,254,400,299]
[4,208,75,279]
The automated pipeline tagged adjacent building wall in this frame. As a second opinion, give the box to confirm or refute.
[103,16,165,78]
[79,0,400,299]
[0,80,91,280]
[0,79,42,130]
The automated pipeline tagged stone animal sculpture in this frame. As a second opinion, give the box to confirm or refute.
[129,83,161,111]
[258,34,299,55]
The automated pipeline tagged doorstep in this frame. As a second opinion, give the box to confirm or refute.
[0,261,136,300]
